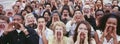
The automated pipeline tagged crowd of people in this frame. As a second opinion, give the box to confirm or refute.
[0,0,120,44]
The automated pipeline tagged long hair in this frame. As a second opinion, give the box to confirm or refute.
[73,21,91,44]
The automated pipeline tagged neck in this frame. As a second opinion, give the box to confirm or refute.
[106,34,112,42]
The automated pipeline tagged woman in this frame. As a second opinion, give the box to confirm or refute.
[73,21,96,44]
[96,13,120,44]
[48,21,73,44]
[43,10,51,28]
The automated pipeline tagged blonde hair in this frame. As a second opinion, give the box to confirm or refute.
[24,13,37,26]
[52,21,66,35]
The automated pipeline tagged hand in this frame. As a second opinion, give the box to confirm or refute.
[4,22,15,34]
[77,31,81,41]
[111,25,117,39]
[103,25,109,37]
[84,32,88,44]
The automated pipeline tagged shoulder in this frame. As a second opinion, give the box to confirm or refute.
[90,38,96,44]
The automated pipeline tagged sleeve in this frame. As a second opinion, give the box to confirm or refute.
[90,38,96,44]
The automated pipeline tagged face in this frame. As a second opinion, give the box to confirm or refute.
[83,7,90,13]
[13,6,19,13]
[22,10,27,16]
[31,3,36,9]
[96,11,103,19]
[53,13,60,22]
[62,10,69,19]
[13,15,23,24]
[0,20,7,30]
[106,18,117,34]
[44,12,50,22]
[112,1,118,6]
[26,15,35,24]
[77,23,88,39]
[55,26,64,38]
[64,0,68,5]
[112,7,119,12]
[74,11,84,22]
[26,7,32,13]
[45,5,51,11]
[38,18,46,29]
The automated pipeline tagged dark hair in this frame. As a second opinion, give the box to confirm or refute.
[99,13,120,35]
[0,15,9,23]
[43,10,51,17]
[112,0,119,3]
[24,5,33,13]
[95,9,104,16]
[37,16,45,22]
[12,5,20,9]
[14,14,24,21]
[44,3,51,7]
[0,4,3,8]
[73,21,91,44]
[112,6,120,11]
[61,5,72,17]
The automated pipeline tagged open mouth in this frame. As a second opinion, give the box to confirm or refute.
[57,31,61,38]
[64,14,68,17]
[0,24,5,29]
[80,32,85,39]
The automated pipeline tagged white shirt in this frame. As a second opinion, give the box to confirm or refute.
[35,27,53,40]
[96,30,120,44]
[0,30,4,37]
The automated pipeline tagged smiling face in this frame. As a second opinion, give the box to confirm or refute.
[77,23,88,40]
[26,15,36,25]
[74,11,84,23]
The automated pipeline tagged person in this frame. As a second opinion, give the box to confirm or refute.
[34,16,53,43]
[48,21,73,44]
[24,13,37,30]
[94,10,104,30]
[0,4,5,15]
[0,15,9,44]
[96,13,120,44]
[1,15,29,44]
[66,10,85,36]
[43,10,51,28]
[61,8,72,24]
[83,5,96,30]
[73,21,96,44]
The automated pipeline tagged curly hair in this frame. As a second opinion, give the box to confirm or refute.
[99,13,120,35]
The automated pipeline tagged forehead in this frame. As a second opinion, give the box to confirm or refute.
[38,18,45,21]
[78,23,87,28]
[107,17,117,22]
[13,15,22,19]
[55,26,63,29]
[0,19,6,22]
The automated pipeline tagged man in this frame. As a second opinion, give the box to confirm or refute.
[0,15,9,44]
[1,15,29,44]
[27,16,53,44]
[35,16,53,42]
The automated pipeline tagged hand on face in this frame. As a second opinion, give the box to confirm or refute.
[77,30,88,41]
[104,24,117,38]
[55,28,63,40]
[37,24,45,34]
